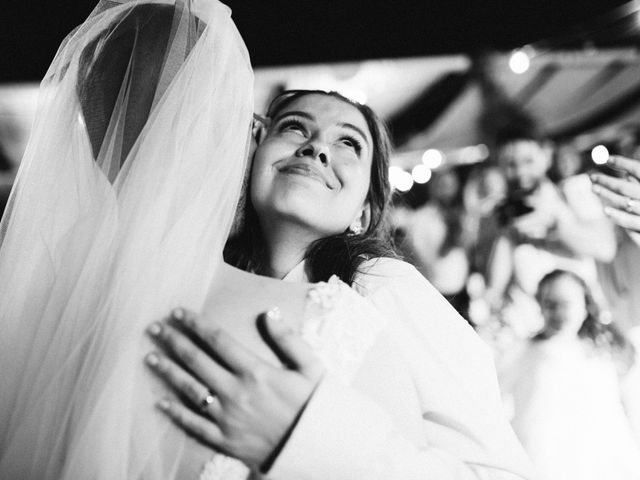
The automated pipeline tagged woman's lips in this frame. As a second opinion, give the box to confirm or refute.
[278,163,336,189]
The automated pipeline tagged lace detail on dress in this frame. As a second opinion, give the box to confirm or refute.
[301,275,387,384]
[198,455,251,480]
[198,275,387,479]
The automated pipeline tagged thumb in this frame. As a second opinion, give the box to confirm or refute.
[263,308,324,381]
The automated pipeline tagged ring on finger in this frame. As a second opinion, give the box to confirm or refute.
[199,389,216,412]
[626,198,638,213]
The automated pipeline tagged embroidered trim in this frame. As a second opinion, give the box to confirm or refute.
[198,455,250,480]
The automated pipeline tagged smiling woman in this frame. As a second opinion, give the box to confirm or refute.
[0,1,532,478]
[225,89,396,283]
[252,94,372,237]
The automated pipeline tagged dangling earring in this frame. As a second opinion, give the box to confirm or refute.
[348,223,363,235]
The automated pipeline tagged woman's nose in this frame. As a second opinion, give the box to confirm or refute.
[295,141,330,165]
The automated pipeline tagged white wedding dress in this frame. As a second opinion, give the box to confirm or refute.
[0,1,531,479]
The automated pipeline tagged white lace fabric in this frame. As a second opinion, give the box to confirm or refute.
[198,277,387,480]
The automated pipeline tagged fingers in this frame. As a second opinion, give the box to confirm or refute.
[264,308,324,381]
[608,155,640,180]
[170,308,263,377]
[148,321,235,398]
[594,182,639,213]
[146,351,223,418]
[157,398,225,448]
[604,206,640,233]
[591,172,640,199]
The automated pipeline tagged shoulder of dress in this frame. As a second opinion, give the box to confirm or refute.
[353,257,431,296]
[357,257,420,280]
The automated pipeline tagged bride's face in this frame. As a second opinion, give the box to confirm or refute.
[250,94,373,238]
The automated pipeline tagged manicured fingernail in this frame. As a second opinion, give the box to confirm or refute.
[607,155,617,164]
[146,352,160,366]
[592,185,601,194]
[148,322,162,336]
[157,399,171,411]
[266,307,282,322]
[171,307,186,321]
[604,206,612,216]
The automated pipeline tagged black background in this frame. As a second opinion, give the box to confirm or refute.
[0,0,633,82]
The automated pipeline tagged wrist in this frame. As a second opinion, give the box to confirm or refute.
[259,381,320,474]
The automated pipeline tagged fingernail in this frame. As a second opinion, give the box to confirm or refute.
[592,185,601,194]
[157,399,171,412]
[146,353,160,367]
[604,206,612,216]
[266,307,282,323]
[171,307,186,321]
[607,155,617,164]
[148,322,162,336]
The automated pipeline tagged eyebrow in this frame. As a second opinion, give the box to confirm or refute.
[273,110,371,147]
[272,110,314,124]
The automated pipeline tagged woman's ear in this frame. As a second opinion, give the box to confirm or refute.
[349,202,371,235]
[252,114,270,145]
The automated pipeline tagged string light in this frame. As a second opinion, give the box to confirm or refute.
[591,145,609,164]
[422,148,443,169]
[389,166,414,192]
[509,49,531,74]
[412,164,432,184]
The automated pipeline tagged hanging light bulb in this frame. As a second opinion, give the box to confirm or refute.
[509,49,530,74]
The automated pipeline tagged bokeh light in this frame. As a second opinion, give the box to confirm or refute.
[411,164,432,184]
[509,49,530,74]
[389,166,414,192]
[591,145,609,165]
[421,148,443,169]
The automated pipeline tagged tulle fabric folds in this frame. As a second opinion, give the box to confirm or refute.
[0,1,254,478]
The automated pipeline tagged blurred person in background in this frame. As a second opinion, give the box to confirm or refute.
[501,269,640,480]
[485,131,616,337]
[462,164,507,280]
[548,142,585,184]
[394,168,470,317]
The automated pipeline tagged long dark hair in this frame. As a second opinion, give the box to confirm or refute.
[224,89,397,284]
[533,270,633,361]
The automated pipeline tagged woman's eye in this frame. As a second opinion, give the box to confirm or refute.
[279,120,306,136]
[339,136,362,154]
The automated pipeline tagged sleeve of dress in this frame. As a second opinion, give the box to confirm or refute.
[267,258,533,480]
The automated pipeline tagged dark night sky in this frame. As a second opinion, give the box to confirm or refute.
[0,0,633,83]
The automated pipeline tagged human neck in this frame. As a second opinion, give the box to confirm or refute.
[260,222,320,279]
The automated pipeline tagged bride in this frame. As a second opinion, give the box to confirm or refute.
[0,1,531,479]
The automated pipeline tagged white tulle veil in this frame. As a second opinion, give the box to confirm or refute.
[0,0,253,477]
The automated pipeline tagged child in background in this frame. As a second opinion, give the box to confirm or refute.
[502,269,640,480]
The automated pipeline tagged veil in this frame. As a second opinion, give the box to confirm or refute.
[0,0,254,478]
